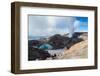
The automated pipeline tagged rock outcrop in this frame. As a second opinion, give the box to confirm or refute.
[28,46,51,60]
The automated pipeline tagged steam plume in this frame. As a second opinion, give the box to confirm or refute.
[68,18,80,38]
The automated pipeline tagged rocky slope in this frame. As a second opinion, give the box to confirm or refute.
[56,40,88,59]
[28,32,88,60]
[55,32,88,59]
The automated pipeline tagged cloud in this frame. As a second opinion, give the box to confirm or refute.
[29,16,49,36]
[29,15,87,37]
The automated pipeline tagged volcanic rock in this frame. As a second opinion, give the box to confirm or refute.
[28,46,51,60]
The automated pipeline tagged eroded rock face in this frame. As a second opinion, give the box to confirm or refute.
[48,34,70,49]
[48,33,83,49]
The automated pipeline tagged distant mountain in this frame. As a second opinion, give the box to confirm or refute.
[28,36,46,40]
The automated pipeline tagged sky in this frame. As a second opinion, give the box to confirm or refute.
[28,15,88,37]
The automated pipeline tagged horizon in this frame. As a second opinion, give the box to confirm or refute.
[29,31,88,37]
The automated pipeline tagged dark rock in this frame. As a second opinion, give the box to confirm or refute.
[28,46,51,60]
[48,34,70,49]
[66,37,83,49]
[48,33,83,49]
[72,32,84,38]
[52,54,57,59]
[28,40,42,47]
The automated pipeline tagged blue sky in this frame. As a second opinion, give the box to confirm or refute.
[29,15,88,37]
[76,17,88,32]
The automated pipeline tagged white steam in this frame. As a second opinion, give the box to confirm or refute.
[68,18,80,38]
